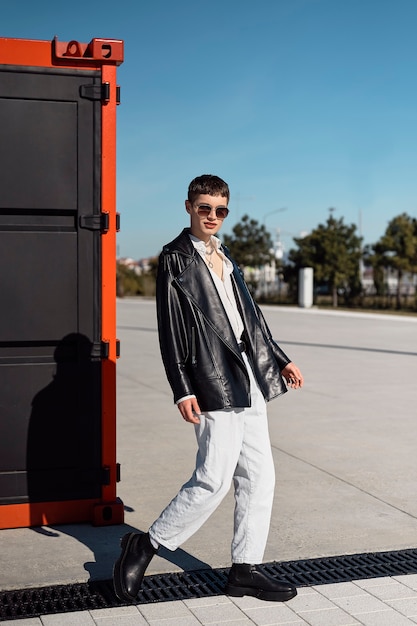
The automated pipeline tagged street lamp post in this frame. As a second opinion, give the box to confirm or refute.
[262,208,288,298]
[263,207,288,226]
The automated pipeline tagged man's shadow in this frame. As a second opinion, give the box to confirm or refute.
[27,333,101,509]
[34,515,211,582]
[27,333,210,581]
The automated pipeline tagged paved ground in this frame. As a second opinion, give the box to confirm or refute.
[1,298,416,624]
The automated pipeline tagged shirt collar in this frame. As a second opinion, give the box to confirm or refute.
[189,234,233,274]
[189,233,221,252]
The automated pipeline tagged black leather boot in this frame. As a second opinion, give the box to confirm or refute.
[225,563,297,602]
[113,532,157,602]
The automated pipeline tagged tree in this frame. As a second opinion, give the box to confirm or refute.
[362,244,385,296]
[372,213,417,309]
[116,257,158,297]
[288,211,362,307]
[116,263,142,297]
[223,214,274,293]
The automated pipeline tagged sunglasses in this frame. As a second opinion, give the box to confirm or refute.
[195,204,229,220]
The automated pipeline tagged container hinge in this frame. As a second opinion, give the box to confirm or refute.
[101,466,111,486]
[116,212,121,231]
[116,339,121,357]
[116,85,121,104]
[92,341,110,359]
[79,213,109,232]
[116,463,121,482]
[80,82,111,102]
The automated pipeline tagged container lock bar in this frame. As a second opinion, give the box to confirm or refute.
[80,82,110,102]
[92,341,110,359]
[79,213,109,232]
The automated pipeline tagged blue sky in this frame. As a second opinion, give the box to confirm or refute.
[3,0,417,259]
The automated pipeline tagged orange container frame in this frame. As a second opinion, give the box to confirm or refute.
[0,37,124,528]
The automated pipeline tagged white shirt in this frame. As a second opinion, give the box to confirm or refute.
[190,234,244,341]
[176,235,245,405]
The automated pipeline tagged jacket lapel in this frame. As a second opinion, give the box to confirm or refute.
[171,232,240,354]
[176,257,239,353]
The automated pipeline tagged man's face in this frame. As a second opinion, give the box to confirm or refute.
[185,194,229,241]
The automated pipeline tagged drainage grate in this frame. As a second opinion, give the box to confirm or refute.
[2,548,417,621]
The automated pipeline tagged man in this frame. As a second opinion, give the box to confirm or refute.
[113,174,303,603]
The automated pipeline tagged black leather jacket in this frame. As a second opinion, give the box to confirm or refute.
[156,228,291,412]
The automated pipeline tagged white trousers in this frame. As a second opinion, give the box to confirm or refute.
[148,352,276,564]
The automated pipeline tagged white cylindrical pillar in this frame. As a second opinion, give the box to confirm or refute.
[298,267,314,308]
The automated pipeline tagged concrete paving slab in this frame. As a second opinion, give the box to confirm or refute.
[3,578,417,625]
[0,299,416,595]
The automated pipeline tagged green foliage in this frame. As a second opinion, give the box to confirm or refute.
[223,214,274,268]
[223,214,274,293]
[119,212,417,312]
[288,212,362,307]
[147,256,159,281]
[116,261,157,297]
[369,213,417,308]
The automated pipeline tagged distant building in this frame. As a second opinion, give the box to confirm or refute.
[117,257,153,275]
[361,265,416,295]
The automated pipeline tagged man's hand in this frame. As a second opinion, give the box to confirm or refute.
[281,362,304,389]
[177,397,201,424]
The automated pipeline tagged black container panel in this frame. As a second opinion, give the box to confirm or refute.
[1,231,77,341]
[0,99,77,211]
[0,66,103,506]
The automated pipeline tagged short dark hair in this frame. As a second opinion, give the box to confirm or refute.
[187,174,230,204]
